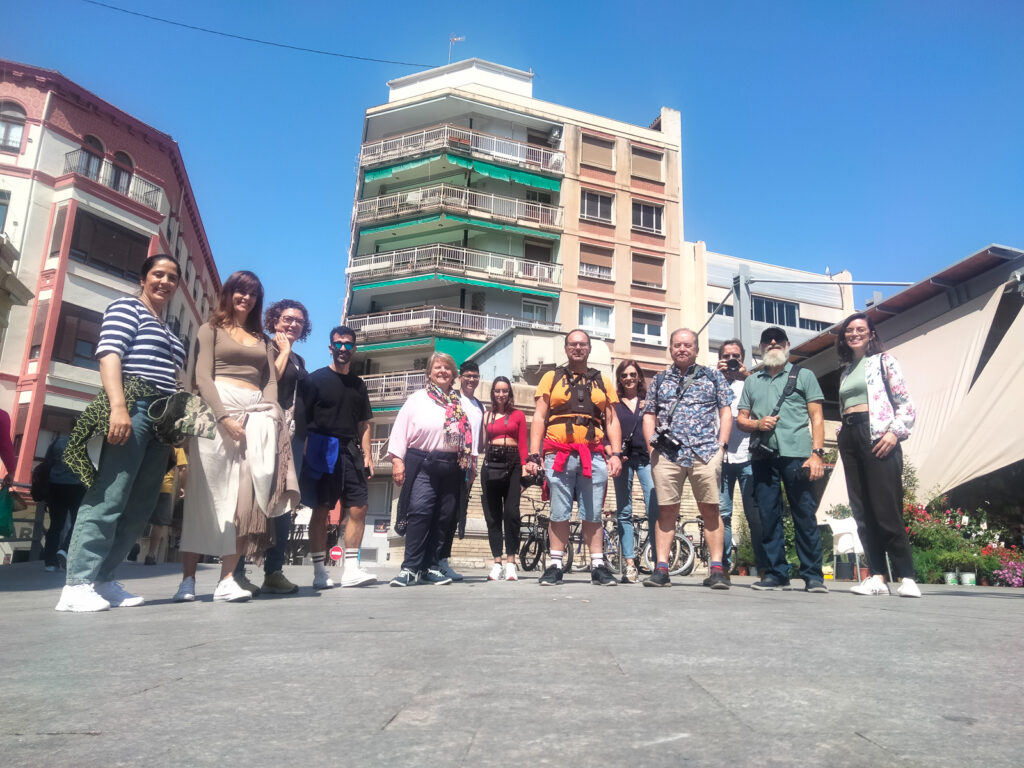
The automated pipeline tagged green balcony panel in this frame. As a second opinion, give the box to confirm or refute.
[435,337,485,363]
[350,273,558,298]
[358,213,559,240]
[364,153,560,191]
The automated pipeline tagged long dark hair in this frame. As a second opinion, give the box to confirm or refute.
[490,375,515,413]
[210,270,265,337]
[836,312,886,364]
[615,359,647,399]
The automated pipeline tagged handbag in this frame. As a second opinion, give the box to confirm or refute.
[482,413,514,484]
[148,391,218,447]
[748,366,802,460]
[0,486,15,537]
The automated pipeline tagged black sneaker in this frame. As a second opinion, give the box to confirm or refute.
[706,570,730,590]
[805,580,829,593]
[126,543,140,562]
[642,570,672,587]
[538,564,563,586]
[591,564,618,586]
[702,570,732,586]
[751,575,789,591]
[144,556,156,566]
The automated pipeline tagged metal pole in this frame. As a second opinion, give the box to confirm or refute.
[746,279,912,286]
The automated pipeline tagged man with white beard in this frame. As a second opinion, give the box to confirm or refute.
[736,327,828,592]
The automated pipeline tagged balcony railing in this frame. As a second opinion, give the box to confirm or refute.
[361,124,565,175]
[347,305,560,342]
[63,150,163,211]
[371,438,391,468]
[355,183,563,229]
[347,244,561,288]
[362,370,426,403]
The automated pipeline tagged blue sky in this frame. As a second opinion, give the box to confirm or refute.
[5,1,1022,358]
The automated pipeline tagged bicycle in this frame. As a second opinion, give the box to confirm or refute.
[639,517,696,576]
[518,497,550,572]
[566,515,623,576]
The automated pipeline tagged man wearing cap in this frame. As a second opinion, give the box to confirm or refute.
[736,327,828,593]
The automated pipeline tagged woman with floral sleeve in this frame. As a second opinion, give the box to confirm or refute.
[836,312,921,598]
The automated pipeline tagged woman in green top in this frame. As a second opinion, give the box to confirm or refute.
[836,313,920,598]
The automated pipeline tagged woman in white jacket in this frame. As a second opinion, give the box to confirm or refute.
[836,313,921,598]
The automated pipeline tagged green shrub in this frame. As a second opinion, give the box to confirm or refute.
[913,549,945,584]
[975,554,1002,583]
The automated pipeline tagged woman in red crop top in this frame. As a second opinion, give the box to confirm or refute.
[481,376,528,581]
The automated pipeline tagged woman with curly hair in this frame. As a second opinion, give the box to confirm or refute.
[836,312,920,598]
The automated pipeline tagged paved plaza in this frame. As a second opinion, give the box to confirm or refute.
[2,561,1022,767]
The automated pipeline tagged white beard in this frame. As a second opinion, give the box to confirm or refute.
[763,348,788,367]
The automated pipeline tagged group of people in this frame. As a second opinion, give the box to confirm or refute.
[40,250,920,610]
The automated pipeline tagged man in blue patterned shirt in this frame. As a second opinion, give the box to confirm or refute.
[642,328,734,588]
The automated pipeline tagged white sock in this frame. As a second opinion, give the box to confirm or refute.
[344,550,359,570]
[550,550,564,570]
[591,554,605,568]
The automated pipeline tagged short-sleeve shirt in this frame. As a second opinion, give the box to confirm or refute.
[535,369,617,444]
[160,447,188,494]
[95,297,185,393]
[643,364,734,467]
[738,363,823,458]
[724,378,750,463]
[302,367,373,440]
[460,393,484,457]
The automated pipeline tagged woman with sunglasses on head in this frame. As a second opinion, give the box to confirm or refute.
[56,254,185,612]
[836,312,920,598]
[480,376,528,582]
[174,271,297,603]
[610,360,658,583]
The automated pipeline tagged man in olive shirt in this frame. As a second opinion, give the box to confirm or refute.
[737,327,827,593]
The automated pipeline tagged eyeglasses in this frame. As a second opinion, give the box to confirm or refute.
[720,353,741,360]
[619,372,638,379]
[279,316,305,327]
[460,373,479,379]
[566,343,590,349]
[331,340,355,351]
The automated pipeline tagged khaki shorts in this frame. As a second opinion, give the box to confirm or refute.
[651,450,722,507]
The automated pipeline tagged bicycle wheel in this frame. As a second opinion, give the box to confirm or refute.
[603,519,623,576]
[671,533,696,576]
[520,531,544,571]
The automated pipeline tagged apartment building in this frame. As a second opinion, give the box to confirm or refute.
[0,60,220,487]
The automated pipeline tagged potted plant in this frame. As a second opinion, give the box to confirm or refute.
[938,552,962,585]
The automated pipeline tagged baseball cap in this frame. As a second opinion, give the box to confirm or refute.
[760,326,789,345]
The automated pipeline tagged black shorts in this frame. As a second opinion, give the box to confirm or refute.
[299,449,368,510]
[149,493,173,526]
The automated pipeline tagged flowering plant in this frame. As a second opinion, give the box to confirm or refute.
[993,560,1024,588]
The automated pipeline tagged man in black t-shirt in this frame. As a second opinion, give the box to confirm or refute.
[299,326,376,589]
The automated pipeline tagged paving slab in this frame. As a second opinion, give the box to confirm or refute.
[2,561,1022,767]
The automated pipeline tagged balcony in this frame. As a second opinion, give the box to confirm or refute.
[347,244,561,289]
[362,370,426,404]
[347,305,560,343]
[371,438,391,468]
[63,150,163,211]
[355,183,563,230]
[361,124,565,175]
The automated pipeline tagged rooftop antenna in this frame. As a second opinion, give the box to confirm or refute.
[448,35,465,64]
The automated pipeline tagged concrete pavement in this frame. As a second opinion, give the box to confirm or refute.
[2,561,1022,767]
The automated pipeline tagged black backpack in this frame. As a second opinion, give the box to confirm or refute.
[545,366,608,442]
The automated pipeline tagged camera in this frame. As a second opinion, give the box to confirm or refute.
[652,427,683,458]
[726,358,740,372]
[621,435,633,459]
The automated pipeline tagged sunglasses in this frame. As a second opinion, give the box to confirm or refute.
[331,341,355,351]
[720,353,741,360]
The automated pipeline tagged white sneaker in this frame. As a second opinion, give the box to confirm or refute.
[173,577,196,602]
[850,575,889,596]
[897,578,922,598]
[488,563,504,581]
[94,580,145,607]
[55,583,111,612]
[341,565,377,587]
[438,558,464,582]
[213,576,252,602]
[504,562,519,582]
[313,568,335,590]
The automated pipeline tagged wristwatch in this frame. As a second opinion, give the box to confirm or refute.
[721,442,729,451]
[812,448,826,458]
[612,451,624,458]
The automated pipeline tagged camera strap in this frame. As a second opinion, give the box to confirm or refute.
[763,365,802,419]
[655,367,700,429]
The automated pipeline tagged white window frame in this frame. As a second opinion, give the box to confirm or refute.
[629,146,664,181]
[580,189,614,224]
[799,317,831,332]
[579,301,613,340]
[631,200,664,234]
[578,262,612,281]
[580,133,616,170]
[631,310,665,346]
[630,253,664,289]
[522,299,551,324]
[752,295,798,327]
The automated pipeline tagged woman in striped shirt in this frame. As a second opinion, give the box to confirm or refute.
[56,254,185,613]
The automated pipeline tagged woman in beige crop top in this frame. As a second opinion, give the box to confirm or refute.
[177,270,284,603]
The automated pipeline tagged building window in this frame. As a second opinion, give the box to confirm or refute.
[0,190,10,233]
[72,339,99,370]
[579,190,613,223]
[708,301,734,317]
[631,201,663,234]
[579,302,613,339]
[631,253,664,288]
[76,136,105,180]
[752,296,798,327]
[578,244,613,280]
[632,310,665,346]
[799,318,831,332]
[0,101,26,152]
[110,152,133,196]
[630,146,663,181]
[67,209,149,282]
[580,134,614,169]
[522,300,550,324]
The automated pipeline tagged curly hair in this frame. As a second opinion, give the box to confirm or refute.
[264,299,311,342]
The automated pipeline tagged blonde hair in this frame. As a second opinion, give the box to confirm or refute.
[426,352,457,378]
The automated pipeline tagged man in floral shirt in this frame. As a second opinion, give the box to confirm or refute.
[642,328,734,588]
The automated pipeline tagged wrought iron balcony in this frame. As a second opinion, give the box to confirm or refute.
[362,370,426,404]
[347,305,560,343]
[355,183,563,229]
[63,149,163,211]
[347,244,561,288]
[360,124,565,175]
[371,438,391,468]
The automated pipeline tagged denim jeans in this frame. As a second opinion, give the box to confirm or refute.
[65,398,170,585]
[612,455,657,560]
[720,460,767,572]
[544,452,607,523]
[751,456,823,583]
